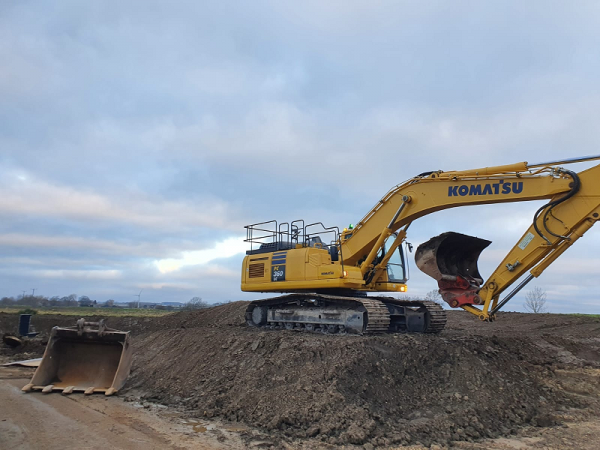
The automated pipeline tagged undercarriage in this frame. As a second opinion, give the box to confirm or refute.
[246,293,446,335]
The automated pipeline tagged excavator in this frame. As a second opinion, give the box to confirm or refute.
[242,155,600,334]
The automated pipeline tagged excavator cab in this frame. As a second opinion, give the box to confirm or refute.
[415,232,491,308]
[22,319,132,396]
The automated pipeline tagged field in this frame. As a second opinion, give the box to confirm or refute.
[2,304,600,449]
[0,305,175,317]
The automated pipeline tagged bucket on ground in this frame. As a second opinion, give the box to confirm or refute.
[22,319,132,396]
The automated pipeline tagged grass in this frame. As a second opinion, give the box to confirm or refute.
[0,306,174,317]
[569,313,600,319]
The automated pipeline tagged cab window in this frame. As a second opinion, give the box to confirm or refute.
[383,234,407,283]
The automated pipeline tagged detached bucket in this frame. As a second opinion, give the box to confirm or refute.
[22,319,132,396]
[415,232,491,283]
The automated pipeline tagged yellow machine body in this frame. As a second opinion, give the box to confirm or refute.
[242,246,407,293]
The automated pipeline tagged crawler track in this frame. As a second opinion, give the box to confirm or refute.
[245,293,446,334]
[371,297,447,334]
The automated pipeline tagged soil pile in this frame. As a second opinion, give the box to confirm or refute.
[146,302,248,331]
[4,305,600,447]
[0,312,172,359]
[0,302,248,340]
[126,305,600,448]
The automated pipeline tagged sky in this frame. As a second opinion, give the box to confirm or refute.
[2,1,600,313]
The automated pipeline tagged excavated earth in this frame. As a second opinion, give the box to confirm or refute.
[2,305,600,448]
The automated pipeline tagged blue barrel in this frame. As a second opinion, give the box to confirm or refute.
[19,314,32,337]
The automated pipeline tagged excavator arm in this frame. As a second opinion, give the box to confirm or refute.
[342,156,600,320]
[472,163,600,320]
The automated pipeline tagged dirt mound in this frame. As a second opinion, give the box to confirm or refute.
[4,305,600,447]
[0,313,158,359]
[0,312,145,336]
[444,310,600,338]
[145,301,249,331]
[0,303,249,359]
[127,305,600,448]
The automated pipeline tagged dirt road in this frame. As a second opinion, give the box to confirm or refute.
[3,368,600,450]
[0,366,246,450]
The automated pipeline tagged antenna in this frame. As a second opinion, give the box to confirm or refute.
[32,288,36,297]
[22,290,26,299]
[134,289,143,308]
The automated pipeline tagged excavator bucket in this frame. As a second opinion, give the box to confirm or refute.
[415,232,491,284]
[22,319,132,396]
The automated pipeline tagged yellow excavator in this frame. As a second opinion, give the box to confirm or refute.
[242,155,600,334]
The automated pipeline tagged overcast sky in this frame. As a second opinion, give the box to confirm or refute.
[2,1,600,313]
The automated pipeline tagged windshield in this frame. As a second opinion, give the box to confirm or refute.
[384,234,407,283]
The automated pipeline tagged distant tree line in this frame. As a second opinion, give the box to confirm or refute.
[1,294,113,308]
[1,294,224,310]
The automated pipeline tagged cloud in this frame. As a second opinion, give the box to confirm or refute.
[0,233,158,256]
[36,269,122,280]
[0,171,239,232]
[156,237,247,273]
[0,268,122,280]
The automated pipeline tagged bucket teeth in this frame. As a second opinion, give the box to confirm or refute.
[105,387,117,396]
[62,386,75,395]
[84,387,95,395]
[21,383,33,393]
[42,385,54,393]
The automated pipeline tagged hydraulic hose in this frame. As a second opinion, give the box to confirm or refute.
[532,169,581,244]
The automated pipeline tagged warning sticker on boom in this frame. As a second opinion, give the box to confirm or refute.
[518,232,535,250]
